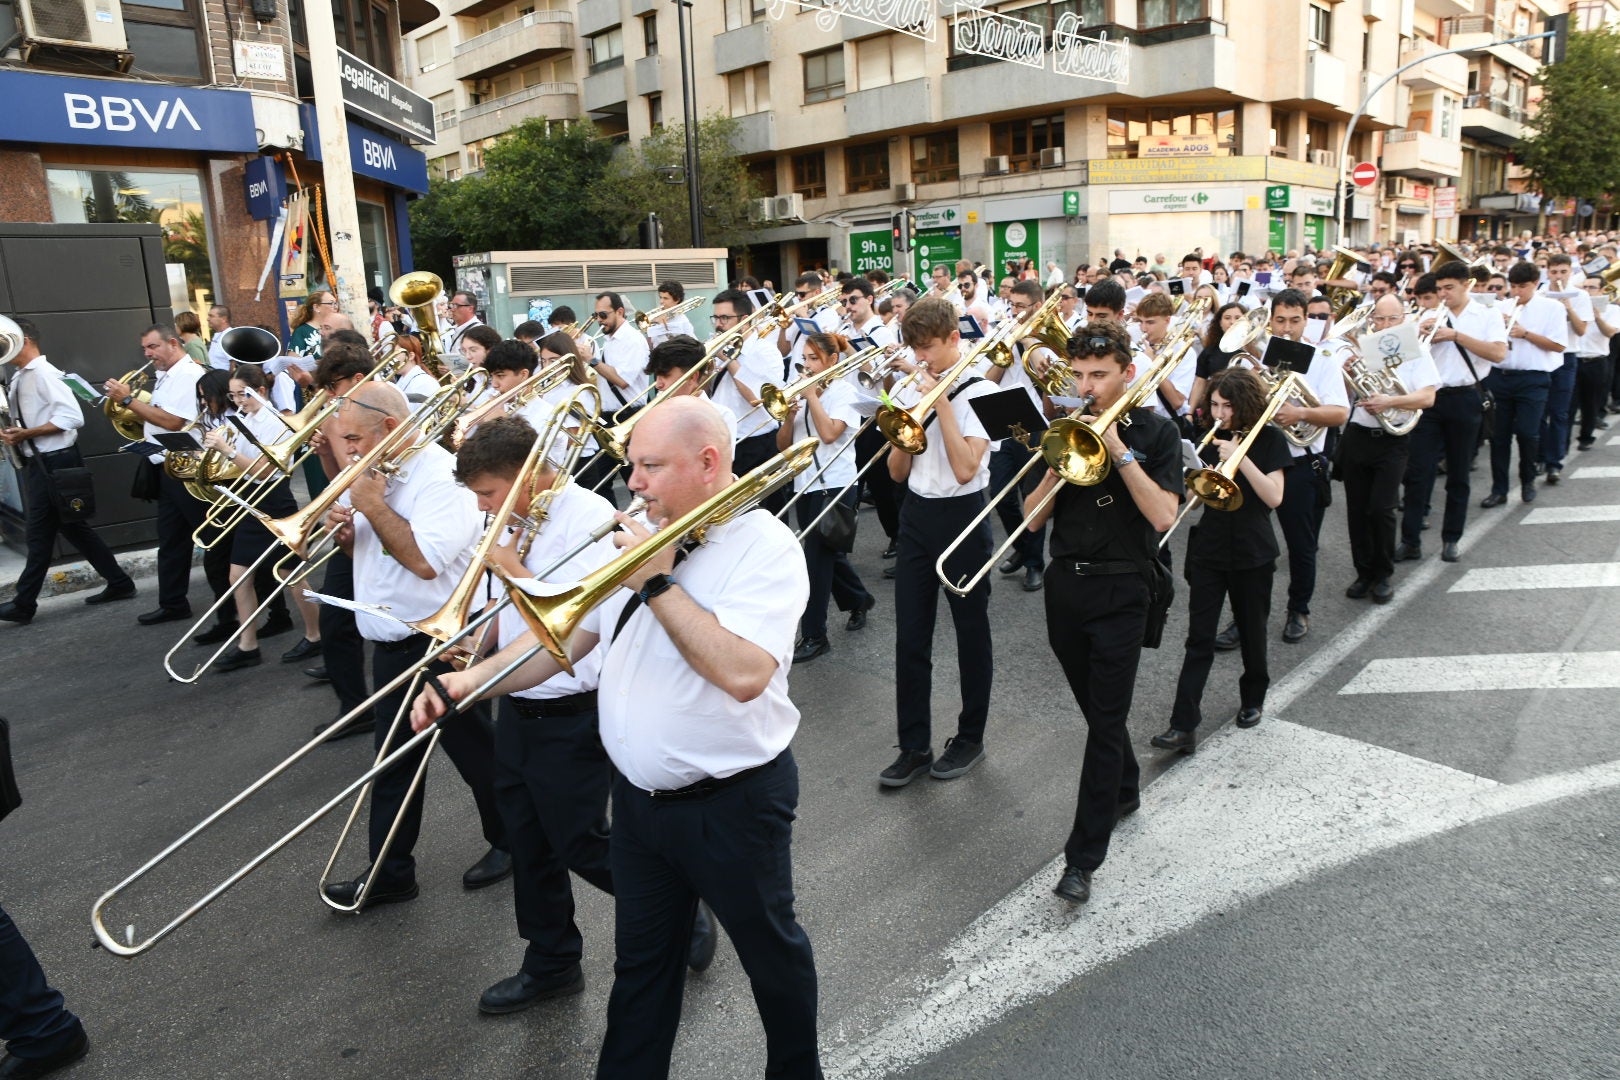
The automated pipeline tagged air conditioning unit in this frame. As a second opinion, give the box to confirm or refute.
[773,193,806,221]
[1040,147,1065,169]
[895,182,916,203]
[984,155,1010,175]
[18,0,131,67]
[747,197,773,224]
[1309,149,1337,168]
[1385,175,1415,199]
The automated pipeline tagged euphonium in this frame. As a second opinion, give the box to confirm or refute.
[1321,244,1368,320]
[1342,339,1422,437]
[1234,353,1326,448]
[1018,291,1078,396]
[103,359,155,441]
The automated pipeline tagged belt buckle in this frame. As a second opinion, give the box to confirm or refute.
[1095,494,1114,508]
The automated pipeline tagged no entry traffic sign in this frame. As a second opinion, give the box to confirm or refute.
[1352,162,1379,188]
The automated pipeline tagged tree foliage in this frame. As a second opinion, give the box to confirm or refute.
[1521,27,1620,200]
[586,114,763,250]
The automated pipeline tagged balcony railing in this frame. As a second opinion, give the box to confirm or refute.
[944,17,1221,72]
[454,10,574,57]
[1439,14,1543,58]
[462,82,577,122]
[1463,92,1527,123]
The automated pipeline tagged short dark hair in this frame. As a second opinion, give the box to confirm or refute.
[1180,253,1202,267]
[646,334,706,377]
[1065,320,1132,368]
[144,323,180,344]
[1085,278,1126,313]
[328,328,370,350]
[1271,288,1309,314]
[1414,273,1439,297]
[1507,262,1540,286]
[842,277,874,300]
[1371,270,1401,288]
[11,316,40,346]
[595,291,625,312]
[1010,279,1044,304]
[711,288,753,315]
[483,339,536,376]
[865,268,890,285]
[451,291,478,311]
[1547,253,1573,268]
[513,320,545,340]
[210,304,231,320]
[657,280,685,302]
[549,305,577,326]
[901,297,960,347]
[1136,292,1175,319]
[230,363,271,393]
[455,415,538,485]
[314,342,372,389]
[1307,293,1333,310]
[462,324,503,353]
[795,272,821,290]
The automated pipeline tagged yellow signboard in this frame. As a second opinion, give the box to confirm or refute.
[1084,155,1342,189]
[967,211,978,222]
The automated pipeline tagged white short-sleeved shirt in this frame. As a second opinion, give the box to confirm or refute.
[145,358,204,462]
[9,356,83,456]
[233,404,293,481]
[1130,338,1196,417]
[493,481,618,700]
[1553,290,1598,355]
[892,372,995,497]
[790,379,862,493]
[1426,300,1510,387]
[710,334,784,437]
[440,317,483,361]
[351,442,482,642]
[851,314,897,351]
[1285,339,1352,457]
[395,366,440,412]
[580,509,809,792]
[1350,350,1439,429]
[207,330,233,371]
[782,306,841,370]
[1500,294,1569,371]
[269,370,299,413]
[602,321,652,403]
[646,310,695,347]
[1578,297,1616,356]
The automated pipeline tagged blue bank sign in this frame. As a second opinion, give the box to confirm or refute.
[0,70,258,153]
[300,107,429,195]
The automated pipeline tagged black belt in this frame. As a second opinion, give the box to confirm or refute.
[508,690,598,718]
[1348,424,1397,439]
[1058,559,1139,577]
[373,631,429,653]
[649,753,782,801]
[1579,354,1607,362]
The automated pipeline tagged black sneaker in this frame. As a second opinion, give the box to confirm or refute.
[879,748,934,788]
[929,736,984,779]
[882,541,898,559]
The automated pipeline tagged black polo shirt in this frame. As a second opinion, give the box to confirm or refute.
[1048,407,1182,563]
[1186,424,1291,572]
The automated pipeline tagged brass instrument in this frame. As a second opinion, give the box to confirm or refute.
[1220,304,1270,355]
[1600,262,1620,301]
[1329,297,1376,342]
[450,356,575,448]
[1039,336,1193,488]
[0,315,29,469]
[103,359,155,442]
[756,284,840,338]
[1321,244,1368,320]
[1185,382,1297,511]
[1342,338,1422,437]
[1232,352,1326,448]
[858,347,912,390]
[760,346,881,423]
[633,294,707,334]
[389,271,446,367]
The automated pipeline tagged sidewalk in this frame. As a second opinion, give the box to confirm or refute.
[0,542,182,601]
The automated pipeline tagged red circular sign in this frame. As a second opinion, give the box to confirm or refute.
[1352,162,1379,188]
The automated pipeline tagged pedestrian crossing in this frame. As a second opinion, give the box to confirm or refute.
[1569,466,1620,479]
[1522,505,1620,524]
[1449,562,1620,592]
[1340,652,1620,695]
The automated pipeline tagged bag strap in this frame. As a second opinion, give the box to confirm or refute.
[920,375,984,435]
[1445,312,1489,388]
[609,544,695,646]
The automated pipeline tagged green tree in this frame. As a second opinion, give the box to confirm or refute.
[1521,26,1620,201]
[586,114,762,249]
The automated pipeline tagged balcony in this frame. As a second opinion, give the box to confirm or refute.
[730,111,777,156]
[1305,47,1347,109]
[634,55,663,97]
[1380,129,1464,179]
[714,21,771,74]
[1415,0,1472,16]
[452,11,575,83]
[459,82,580,144]
[846,78,930,138]
[1440,14,1543,71]
[447,0,524,17]
[1398,40,1469,94]
[1461,92,1528,146]
[582,67,628,114]
[576,0,621,37]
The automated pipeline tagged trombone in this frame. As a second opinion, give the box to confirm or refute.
[1160,376,1299,547]
[633,294,707,334]
[759,346,882,423]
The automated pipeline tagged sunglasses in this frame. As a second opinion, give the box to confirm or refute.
[593,310,612,318]
[1399,263,1417,270]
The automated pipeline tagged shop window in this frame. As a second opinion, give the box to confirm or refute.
[845,141,890,194]
[991,115,1064,174]
[791,151,826,199]
[803,47,845,104]
[47,167,216,306]
[588,27,625,72]
[120,0,207,81]
[1106,105,1239,159]
[912,132,959,185]
[356,201,391,294]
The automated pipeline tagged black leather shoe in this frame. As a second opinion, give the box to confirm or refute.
[314,713,375,742]
[138,606,191,625]
[1213,622,1239,651]
[879,748,934,788]
[1283,611,1309,644]
[1022,567,1044,592]
[258,613,295,639]
[477,966,585,1015]
[793,636,830,664]
[1480,491,1507,508]
[303,665,331,682]
[1149,727,1195,754]
[1370,580,1394,604]
[0,1027,89,1079]
[1578,439,1595,452]
[1345,578,1371,600]
[1521,482,1537,503]
[281,637,322,662]
[0,601,34,625]
[1545,465,1561,486]
[323,871,418,910]
[1393,542,1421,562]
[213,645,262,673]
[463,847,513,890]
[1441,541,1461,563]
[997,555,1022,575]
[1235,707,1263,729]
[1053,865,1091,903]
[83,584,136,605]
[882,541,898,559]
[846,595,874,631]
[689,901,717,973]
[192,621,240,646]
[1115,796,1141,821]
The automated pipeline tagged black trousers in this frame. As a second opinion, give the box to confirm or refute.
[0,901,84,1061]
[988,441,1046,570]
[494,697,613,979]
[11,451,130,613]
[1340,425,1410,585]
[1484,368,1551,494]
[1171,560,1272,731]
[1044,569,1147,871]
[574,449,621,509]
[156,471,208,612]
[855,423,902,543]
[368,636,504,883]
[597,754,821,1080]
[894,492,993,753]
[793,488,872,640]
[1273,457,1325,616]
[319,552,371,721]
[736,430,788,515]
[1402,386,1483,546]
[1576,356,1613,445]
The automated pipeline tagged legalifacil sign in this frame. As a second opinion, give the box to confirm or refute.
[337,47,435,144]
[0,70,258,153]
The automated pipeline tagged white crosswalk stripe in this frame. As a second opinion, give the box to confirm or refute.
[1523,505,1620,524]
[1450,562,1620,592]
[1569,466,1620,479]
[1339,652,1620,695]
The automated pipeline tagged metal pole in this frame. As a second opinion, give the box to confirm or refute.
[299,0,370,316]
[1334,30,1554,247]
[675,0,704,247]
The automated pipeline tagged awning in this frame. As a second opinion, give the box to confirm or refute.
[399,0,440,33]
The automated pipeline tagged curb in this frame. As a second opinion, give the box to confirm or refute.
[1,546,205,602]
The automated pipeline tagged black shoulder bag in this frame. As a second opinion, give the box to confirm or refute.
[1453,330,1496,440]
[36,447,96,522]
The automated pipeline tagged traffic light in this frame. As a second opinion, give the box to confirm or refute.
[891,211,908,253]
[905,212,918,251]
[1543,12,1569,65]
[1339,180,1355,218]
[638,212,664,249]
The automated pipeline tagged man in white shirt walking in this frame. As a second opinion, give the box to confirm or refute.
[1482,262,1568,507]
[1538,253,1589,484]
[205,305,234,370]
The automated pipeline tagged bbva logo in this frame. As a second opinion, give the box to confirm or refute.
[360,138,396,171]
[64,93,203,133]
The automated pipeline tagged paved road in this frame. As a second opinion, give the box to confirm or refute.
[4,434,1619,1078]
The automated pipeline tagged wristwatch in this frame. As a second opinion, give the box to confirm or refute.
[1116,449,1137,468]
[120,394,134,408]
[637,572,677,604]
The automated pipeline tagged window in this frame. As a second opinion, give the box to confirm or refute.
[588,27,625,71]
[642,14,658,55]
[416,28,449,72]
[803,47,845,104]
[991,115,1064,174]
[748,159,779,198]
[1305,117,1330,157]
[1106,106,1239,158]
[1437,94,1455,139]
[120,0,208,81]
[648,93,663,130]
[431,90,457,129]
[791,151,827,199]
[912,132,959,184]
[47,167,216,302]
[1307,3,1331,49]
[429,155,461,182]
[727,65,770,116]
[288,1,395,75]
[1138,0,1207,28]
[845,141,890,194]
[855,32,925,90]
[724,0,766,30]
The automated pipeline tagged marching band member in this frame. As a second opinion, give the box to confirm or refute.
[547,306,596,368]
[777,272,841,373]
[1481,263,1567,508]
[439,290,484,359]
[709,288,787,503]
[1129,293,1194,426]
[1574,276,1617,452]
[455,325,501,373]
[1338,295,1437,604]
[591,292,651,409]
[391,332,441,409]
[777,332,875,664]
[1189,302,1246,417]
[986,280,1054,592]
[412,396,822,1080]
[647,335,738,443]
[644,280,696,346]
[319,382,510,909]
[1023,321,1180,903]
[1152,365,1289,755]
[841,277,896,349]
[1081,278,1128,327]
[1538,253,1589,485]
[880,298,997,788]
[1400,261,1508,563]
[925,264,966,314]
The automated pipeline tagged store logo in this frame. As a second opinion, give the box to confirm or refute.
[1194,192,1210,205]
[63,92,202,133]
[360,137,397,172]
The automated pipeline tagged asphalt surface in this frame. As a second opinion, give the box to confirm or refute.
[4,433,1619,1079]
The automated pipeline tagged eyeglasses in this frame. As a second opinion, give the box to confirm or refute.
[593,310,612,319]
[1399,263,1417,270]
[711,314,739,324]
[449,301,473,309]
[315,300,340,308]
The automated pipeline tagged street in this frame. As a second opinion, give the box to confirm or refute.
[4,438,1620,1079]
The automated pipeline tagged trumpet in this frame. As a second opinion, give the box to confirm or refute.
[103,359,156,441]
[759,346,881,423]
[633,294,707,334]
[858,347,912,390]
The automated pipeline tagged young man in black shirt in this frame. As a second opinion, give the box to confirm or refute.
[1023,321,1181,904]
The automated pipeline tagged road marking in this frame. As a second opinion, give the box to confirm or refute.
[1569,466,1620,479]
[1523,505,1620,525]
[1449,562,1620,592]
[825,722,1620,1079]
[1339,651,1620,695]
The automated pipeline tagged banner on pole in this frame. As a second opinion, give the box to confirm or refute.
[278,189,311,297]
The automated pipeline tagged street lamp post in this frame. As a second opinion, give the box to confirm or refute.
[674,0,704,247]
